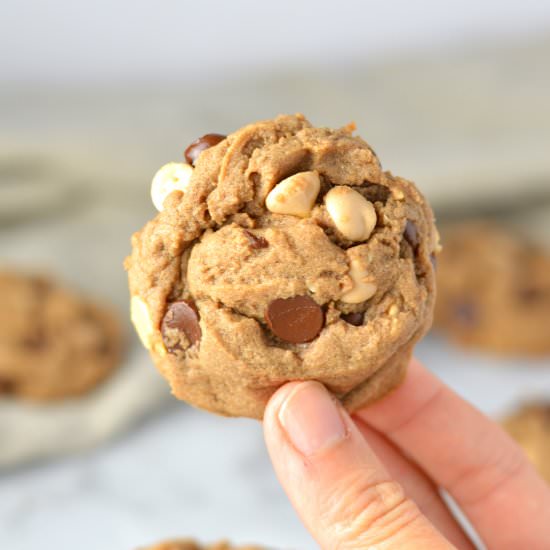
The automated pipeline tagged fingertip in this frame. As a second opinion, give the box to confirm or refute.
[264,380,307,424]
[263,381,316,453]
[263,366,460,549]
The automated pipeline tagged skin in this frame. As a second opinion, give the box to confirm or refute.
[263,359,550,549]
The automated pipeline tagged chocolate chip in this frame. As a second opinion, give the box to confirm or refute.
[265,295,324,344]
[453,300,477,326]
[20,329,45,350]
[0,377,16,395]
[32,277,51,297]
[161,300,202,351]
[403,220,419,251]
[95,335,111,355]
[184,134,226,165]
[244,230,268,250]
[359,184,390,204]
[517,286,543,303]
[341,312,364,326]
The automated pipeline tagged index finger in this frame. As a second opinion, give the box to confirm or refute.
[354,359,550,549]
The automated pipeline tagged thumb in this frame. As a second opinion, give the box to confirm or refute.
[263,381,454,550]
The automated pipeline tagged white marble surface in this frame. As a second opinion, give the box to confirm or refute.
[0,346,170,469]
[1,34,550,550]
[1,336,549,550]
[0,402,313,550]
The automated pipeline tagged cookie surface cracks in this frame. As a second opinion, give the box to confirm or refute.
[126,114,437,418]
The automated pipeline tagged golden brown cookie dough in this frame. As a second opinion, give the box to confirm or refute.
[141,540,262,550]
[126,114,438,418]
[502,402,550,483]
[0,271,124,400]
[434,222,550,356]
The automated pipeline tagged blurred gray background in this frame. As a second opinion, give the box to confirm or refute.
[3,0,550,84]
[1,2,550,549]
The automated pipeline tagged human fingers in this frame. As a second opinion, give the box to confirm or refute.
[353,417,474,549]
[263,381,455,549]
[356,358,550,549]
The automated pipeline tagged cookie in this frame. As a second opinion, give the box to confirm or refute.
[502,403,550,483]
[434,222,550,356]
[0,271,123,400]
[126,114,438,418]
[141,540,262,550]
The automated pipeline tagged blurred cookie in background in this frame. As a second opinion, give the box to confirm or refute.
[433,222,550,356]
[0,270,124,400]
[141,539,264,550]
[502,402,550,483]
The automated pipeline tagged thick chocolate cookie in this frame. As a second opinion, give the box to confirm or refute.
[434,222,550,356]
[126,114,438,418]
[141,540,262,550]
[0,271,123,400]
[503,403,550,483]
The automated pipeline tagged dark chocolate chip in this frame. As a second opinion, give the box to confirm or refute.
[184,134,226,165]
[359,184,390,204]
[20,329,45,350]
[244,230,269,250]
[517,286,543,303]
[541,406,550,426]
[32,277,51,297]
[161,300,202,351]
[0,377,16,395]
[403,220,420,251]
[341,312,364,326]
[453,300,478,326]
[265,295,324,344]
[95,335,111,355]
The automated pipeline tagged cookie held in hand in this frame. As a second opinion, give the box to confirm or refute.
[126,114,438,418]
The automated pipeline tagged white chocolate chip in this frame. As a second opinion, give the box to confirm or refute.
[341,258,377,303]
[325,186,377,242]
[388,304,399,317]
[152,341,167,357]
[151,162,193,212]
[130,296,154,350]
[392,188,405,200]
[433,226,443,254]
[265,171,320,217]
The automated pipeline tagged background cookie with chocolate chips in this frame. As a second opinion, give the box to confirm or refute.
[502,402,550,483]
[141,539,263,550]
[126,114,438,418]
[0,271,124,400]
[434,222,550,356]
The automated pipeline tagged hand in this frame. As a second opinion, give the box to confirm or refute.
[263,359,550,549]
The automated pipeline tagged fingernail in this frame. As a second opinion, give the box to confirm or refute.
[278,382,347,456]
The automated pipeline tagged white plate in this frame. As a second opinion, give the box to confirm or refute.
[0,345,171,469]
